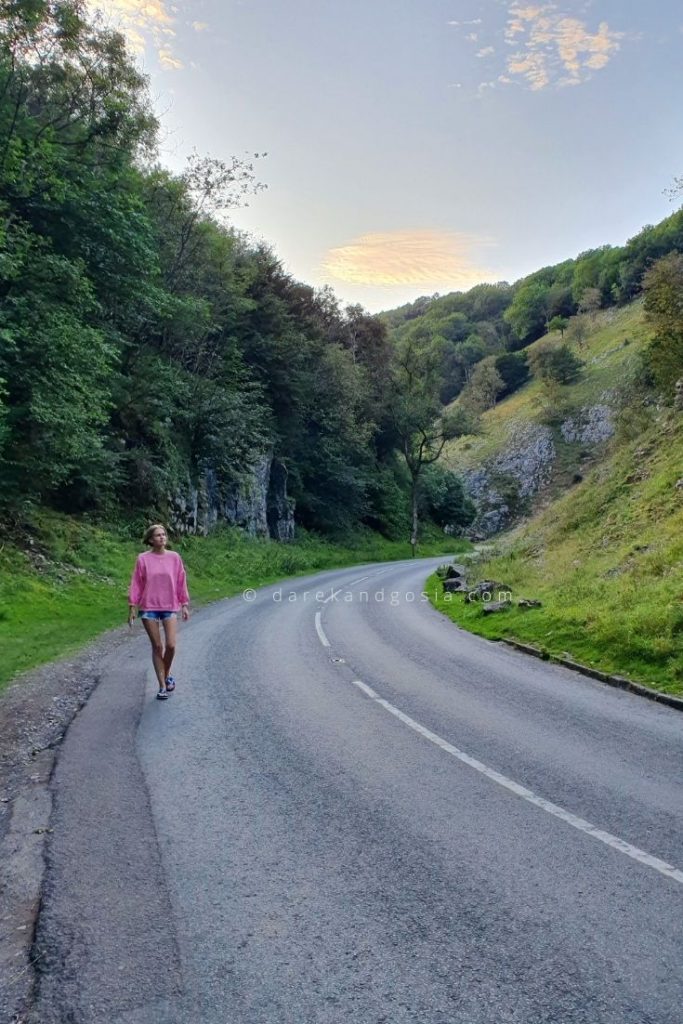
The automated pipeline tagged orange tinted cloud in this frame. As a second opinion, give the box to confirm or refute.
[323,230,493,289]
[504,5,622,89]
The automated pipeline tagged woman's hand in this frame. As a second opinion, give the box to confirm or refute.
[182,604,190,622]
[128,607,137,628]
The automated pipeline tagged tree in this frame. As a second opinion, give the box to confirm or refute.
[567,314,589,350]
[420,465,475,532]
[548,315,569,338]
[389,333,474,555]
[504,282,550,345]
[494,351,529,397]
[528,340,583,386]
[462,356,505,412]
[578,287,602,321]
[642,252,683,391]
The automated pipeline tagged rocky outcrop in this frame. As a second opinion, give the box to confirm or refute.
[560,404,614,445]
[462,423,556,538]
[461,402,619,539]
[169,454,295,540]
[267,460,296,541]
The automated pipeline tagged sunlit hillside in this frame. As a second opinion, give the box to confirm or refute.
[433,301,683,694]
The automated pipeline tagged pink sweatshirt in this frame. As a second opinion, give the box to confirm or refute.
[128,550,190,611]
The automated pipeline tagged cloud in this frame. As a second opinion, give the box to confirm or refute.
[322,230,493,289]
[192,21,209,33]
[86,0,184,69]
[477,46,495,58]
[503,4,622,89]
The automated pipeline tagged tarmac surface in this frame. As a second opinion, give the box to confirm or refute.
[29,558,683,1023]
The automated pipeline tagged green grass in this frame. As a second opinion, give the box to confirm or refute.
[444,302,650,474]
[0,511,469,691]
[428,407,683,695]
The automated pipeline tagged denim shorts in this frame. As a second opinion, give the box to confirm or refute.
[139,610,177,621]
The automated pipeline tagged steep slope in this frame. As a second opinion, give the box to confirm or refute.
[435,301,683,695]
[445,302,651,535]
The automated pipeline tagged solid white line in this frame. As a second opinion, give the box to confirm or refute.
[314,611,330,648]
[354,685,683,886]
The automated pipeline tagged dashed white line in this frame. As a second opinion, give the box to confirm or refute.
[314,611,330,648]
[352,681,683,887]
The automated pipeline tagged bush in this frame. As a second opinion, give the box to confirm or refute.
[528,340,583,385]
[494,352,530,398]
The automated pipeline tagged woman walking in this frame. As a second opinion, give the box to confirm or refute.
[128,524,190,700]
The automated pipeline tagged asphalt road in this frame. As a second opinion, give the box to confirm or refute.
[31,559,683,1023]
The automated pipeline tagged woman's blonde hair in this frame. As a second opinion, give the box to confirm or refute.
[143,523,168,546]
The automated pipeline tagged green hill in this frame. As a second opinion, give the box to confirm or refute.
[432,301,683,695]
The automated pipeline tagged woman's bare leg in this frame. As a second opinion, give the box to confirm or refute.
[162,616,177,680]
[142,619,166,689]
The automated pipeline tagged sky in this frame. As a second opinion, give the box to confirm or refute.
[87,1,683,312]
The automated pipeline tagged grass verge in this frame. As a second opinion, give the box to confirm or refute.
[427,410,683,697]
[0,511,469,692]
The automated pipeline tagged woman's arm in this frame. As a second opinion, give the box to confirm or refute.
[176,557,190,619]
[128,555,146,621]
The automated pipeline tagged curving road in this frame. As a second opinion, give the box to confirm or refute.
[32,559,683,1023]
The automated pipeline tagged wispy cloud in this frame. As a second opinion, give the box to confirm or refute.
[86,0,185,70]
[504,4,623,89]
[450,4,623,92]
[322,230,493,289]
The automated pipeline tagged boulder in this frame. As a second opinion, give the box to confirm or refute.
[518,598,542,609]
[445,582,469,595]
[482,600,512,614]
[467,580,512,601]
[445,564,468,579]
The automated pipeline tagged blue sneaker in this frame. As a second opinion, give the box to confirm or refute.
[165,676,176,693]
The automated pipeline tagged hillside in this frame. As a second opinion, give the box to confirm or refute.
[433,301,683,695]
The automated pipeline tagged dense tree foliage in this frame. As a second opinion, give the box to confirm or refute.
[383,209,683,402]
[419,465,475,533]
[0,0,414,537]
[4,2,683,546]
[643,253,683,392]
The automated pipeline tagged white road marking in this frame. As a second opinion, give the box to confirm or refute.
[352,680,379,699]
[315,572,384,643]
[353,682,683,886]
[314,612,330,648]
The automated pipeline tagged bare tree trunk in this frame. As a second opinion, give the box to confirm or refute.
[410,477,419,557]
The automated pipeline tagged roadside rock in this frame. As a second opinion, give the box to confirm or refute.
[467,580,512,601]
[482,600,512,614]
[443,578,469,594]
